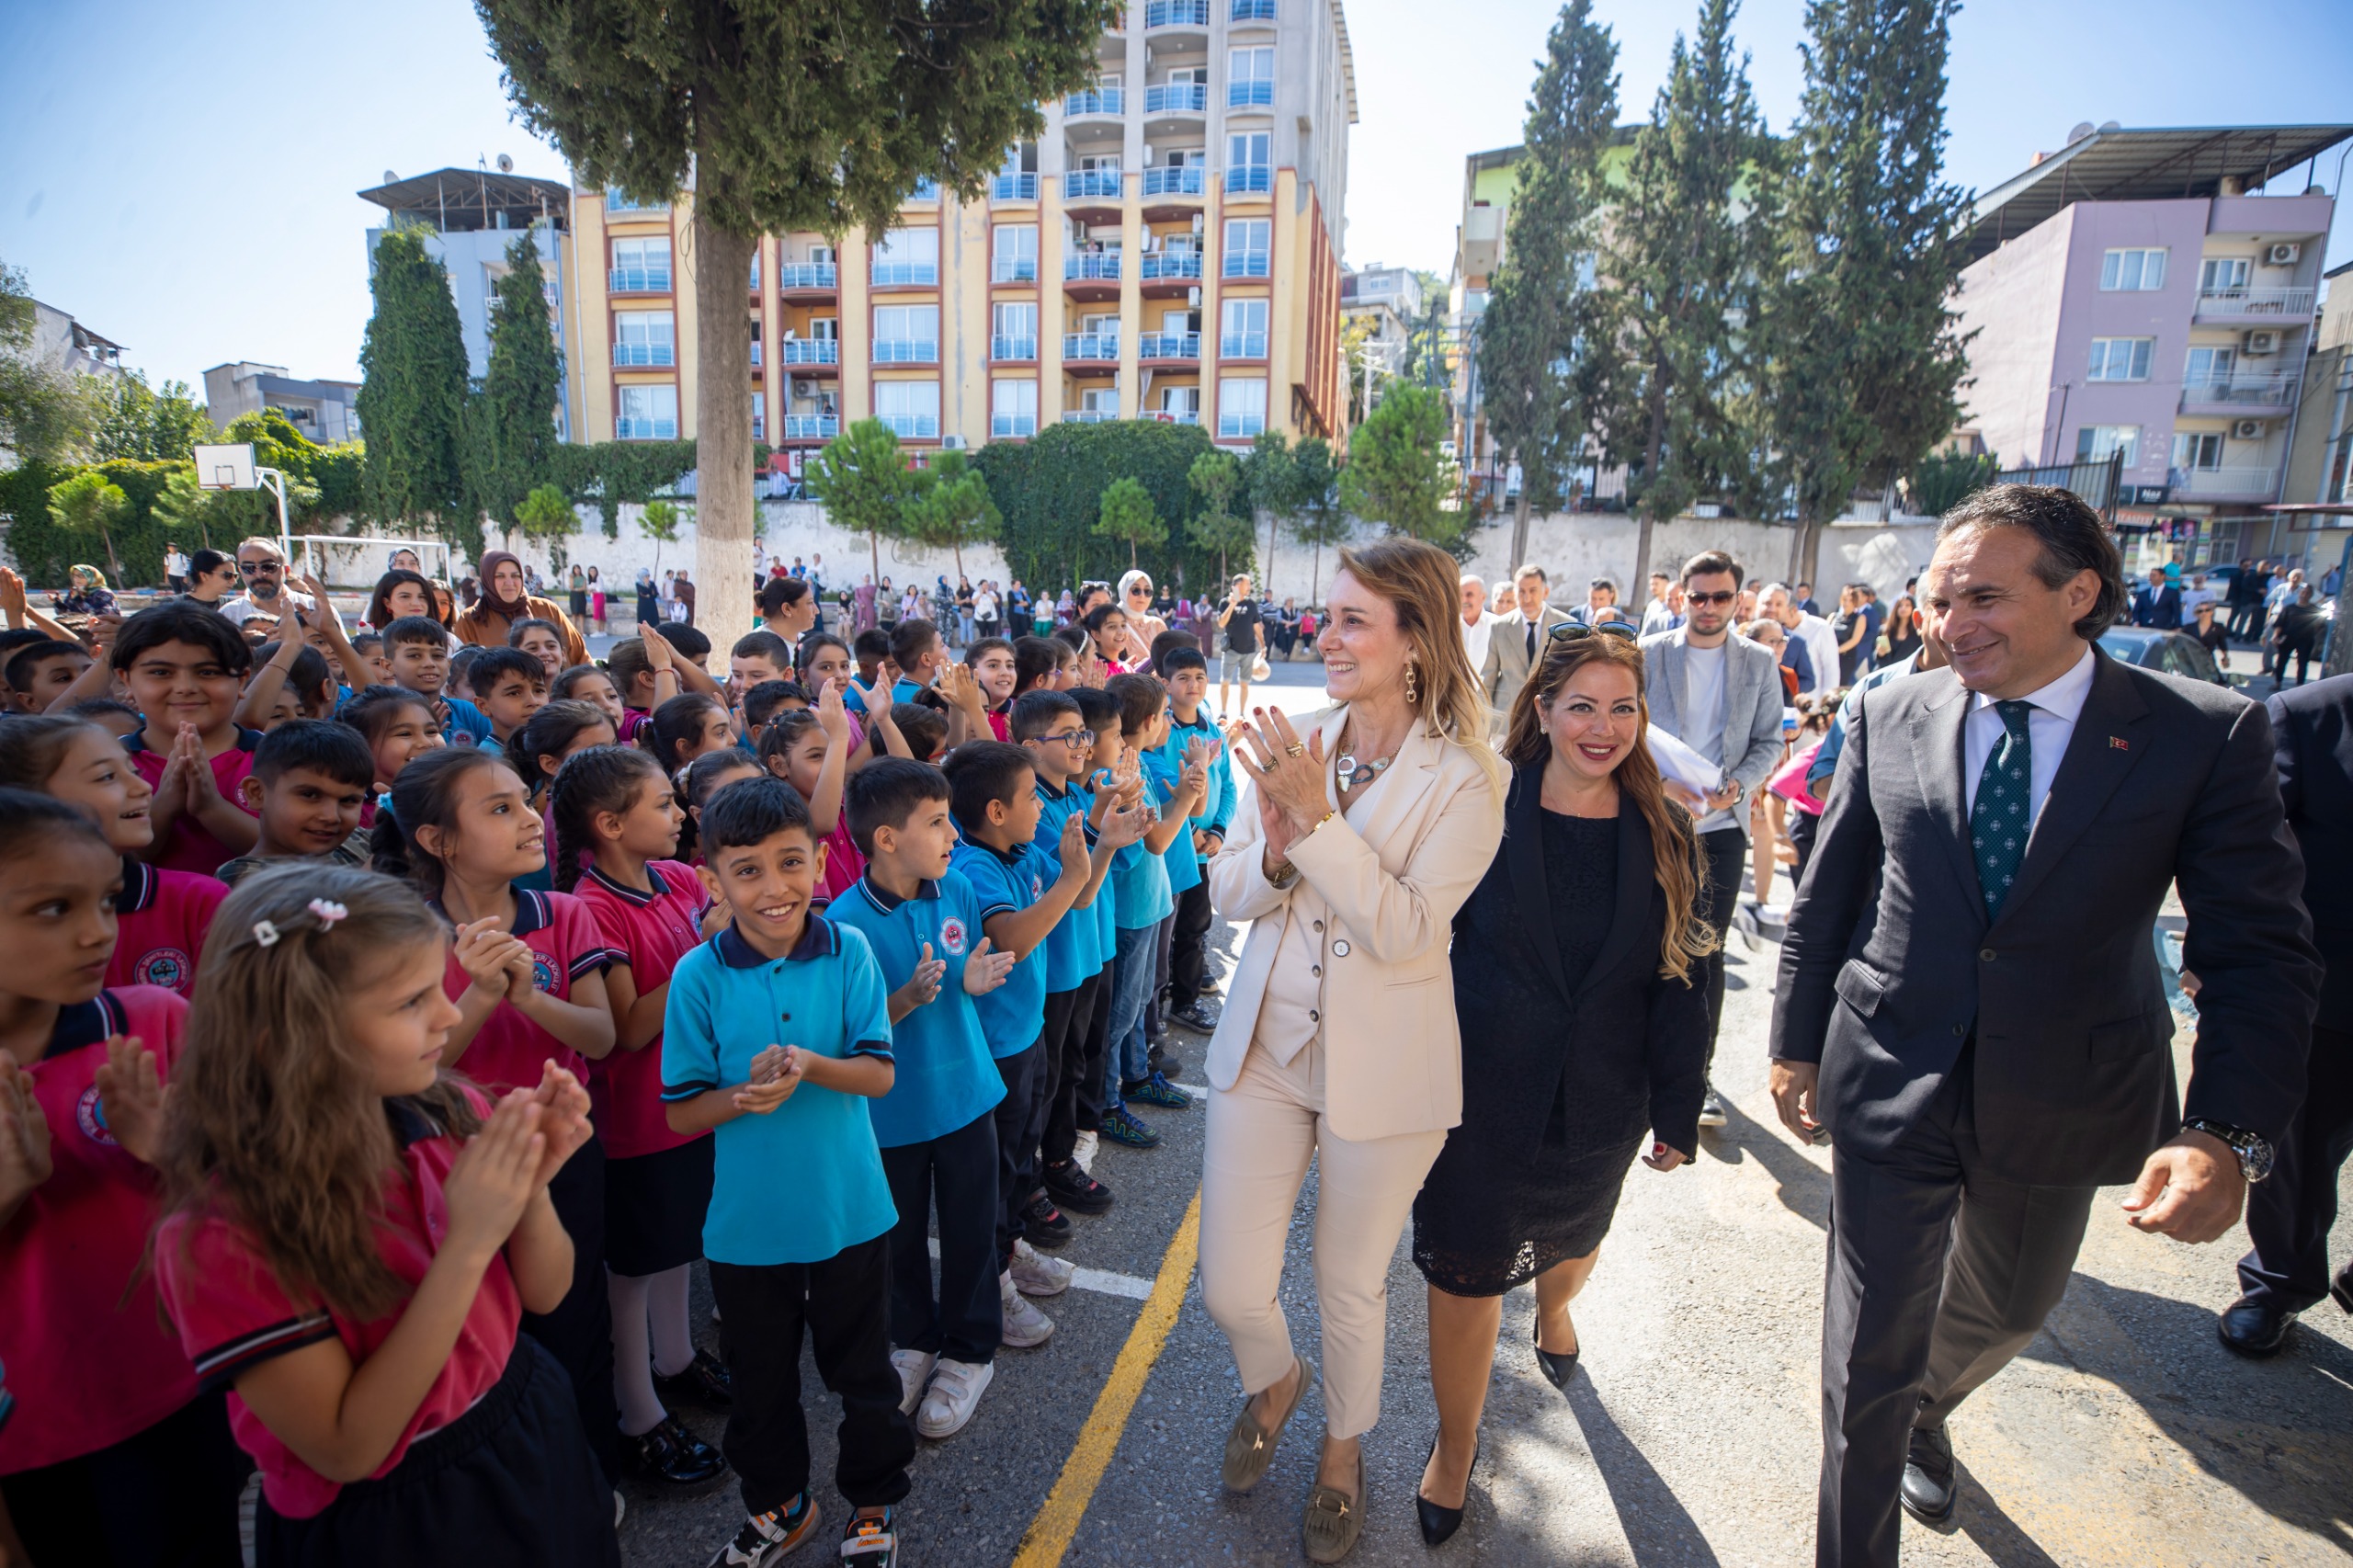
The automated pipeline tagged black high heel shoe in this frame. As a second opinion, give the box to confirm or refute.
[1415,1432,1478,1547]
[1533,1319,1579,1393]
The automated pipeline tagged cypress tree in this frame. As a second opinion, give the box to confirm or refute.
[357,227,471,539]
[476,228,565,536]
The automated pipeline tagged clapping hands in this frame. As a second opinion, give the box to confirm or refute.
[892,941,948,1013]
[0,1051,54,1219]
[962,936,1016,996]
[732,1044,805,1116]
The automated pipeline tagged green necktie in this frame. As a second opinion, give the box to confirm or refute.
[1969,699,2033,918]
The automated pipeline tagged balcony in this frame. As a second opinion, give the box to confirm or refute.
[992,335,1040,361]
[2193,287,2315,322]
[1063,332,1120,362]
[871,260,938,288]
[872,339,938,364]
[749,341,762,367]
[2179,374,2295,415]
[2170,465,2279,501]
[1226,165,1272,195]
[1141,165,1208,199]
[779,339,841,366]
[616,417,679,440]
[778,263,837,292]
[1217,413,1266,439]
[1145,0,1210,26]
[783,415,839,441]
[1064,253,1123,281]
[1223,249,1271,278]
[992,414,1040,438]
[1151,408,1202,425]
[1144,82,1209,115]
[991,172,1041,201]
[1220,330,1267,358]
[604,188,668,214]
[1231,0,1277,17]
[1065,168,1125,200]
[748,261,761,292]
[1140,331,1200,360]
[880,415,940,440]
[1140,251,1204,283]
[1065,87,1124,116]
[992,256,1040,283]
[613,343,676,368]
[1063,409,1120,424]
[609,267,673,293]
[1228,79,1274,108]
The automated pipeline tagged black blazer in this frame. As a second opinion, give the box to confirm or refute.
[2270,673,2353,1032]
[1771,650,2321,1186]
[1453,767,1709,1159]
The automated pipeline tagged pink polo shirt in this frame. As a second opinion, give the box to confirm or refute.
[575,860,712,1159]
[109,858,227,996]
[436,889,619,1095]
[125,726,264,877]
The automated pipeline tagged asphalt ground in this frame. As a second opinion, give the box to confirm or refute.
[601,652,2353,1567]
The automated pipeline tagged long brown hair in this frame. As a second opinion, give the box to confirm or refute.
[1502,631,1715,983]
[1331,538,1506,797]
[158,863,481,1320]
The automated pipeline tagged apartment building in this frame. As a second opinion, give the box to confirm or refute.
[565,0,1356,465]
[200,362,361,445]
[1951,122,2351,568]
[1339,262,1421,417]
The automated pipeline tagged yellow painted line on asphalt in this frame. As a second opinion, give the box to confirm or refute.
[1010,1186,1203,1568]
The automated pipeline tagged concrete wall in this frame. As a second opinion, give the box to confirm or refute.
[1438,512,1942,611]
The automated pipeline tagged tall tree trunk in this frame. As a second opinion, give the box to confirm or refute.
[1631,514,1654,607]
[1262,508,1278,596]
[693,204,756,668]
[1508,468,1534,574]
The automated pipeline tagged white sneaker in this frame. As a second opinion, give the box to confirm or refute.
[1000,1272,1056,1347]
[915,1357,995,1438]
[1073,1130,1099,1173]
[890,1348,937,1416]
[1010,1239,1074,1297]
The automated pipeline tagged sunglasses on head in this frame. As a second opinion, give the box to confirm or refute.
[1684,589,1737,606]
[1548,620,1638,643]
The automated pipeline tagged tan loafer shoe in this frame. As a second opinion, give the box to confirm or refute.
[1221,1355,1316,1494]
[1302,1447,1366,1564]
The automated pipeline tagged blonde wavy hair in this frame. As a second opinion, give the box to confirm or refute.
[1332,538,1506,797]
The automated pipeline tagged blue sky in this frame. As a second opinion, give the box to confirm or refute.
[3,0,2348,395]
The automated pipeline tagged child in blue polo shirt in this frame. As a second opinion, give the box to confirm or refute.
[1098,674,1208,1140]
[1064,686,1131,1162]
[661,778,914,1568]
[1150,645,1234,1040]
[829,760,1017,1443]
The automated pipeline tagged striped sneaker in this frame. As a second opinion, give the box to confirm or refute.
[708,1492,819,1566]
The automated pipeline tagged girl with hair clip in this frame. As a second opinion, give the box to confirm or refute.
[0,790,248,1566]
[680,749,762,866]
[547,746,732,1490]
[150,865,619,1567]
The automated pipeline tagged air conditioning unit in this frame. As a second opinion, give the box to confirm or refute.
[1072,222,1089,242]
[941,434,968,449]
[1142,144,1154,164]
[1187,286,1202,307]
[792,379,817,399]
[2244,329,2281,356]
[2267,242,2302,267]
[2234,418,2266,440]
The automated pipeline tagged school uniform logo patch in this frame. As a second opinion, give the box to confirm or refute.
[131,947,192,991]
[74,1085,119,1146]
[533,955,557,993]
[1030,872,1044,901]
[938,916,969,956]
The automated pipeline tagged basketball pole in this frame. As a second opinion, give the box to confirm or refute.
[257,468,294,571]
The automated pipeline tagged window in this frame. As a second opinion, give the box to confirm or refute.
[2098,248,2166,291]
[1227,132,1271,192]
[1223,218,1271,277]
[992,224,1039,282]
[872,228,939,286]
[752,391,766,442]
[2085,336,2153,381]
[1158,385,1201,423]
[1228,47,1275,107]
[993,301,1039,360]
[616,384,678,440]
[1078,384,1121,415]
[610,236,672,290]
[2074,424,2140,468]
[872,305,939,362]
[2172,431,2223,472]
[2185,345,2237,387]
[2199,256,2250,294]
[874,381,940,439]
[1220,297,1268,357]
[614,311,676,367]
[1218,376,1267,438]
[992,379,1039,437]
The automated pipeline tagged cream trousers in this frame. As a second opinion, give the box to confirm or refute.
[1199,1036,1449,1440]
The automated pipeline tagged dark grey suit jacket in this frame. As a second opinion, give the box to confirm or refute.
[1770,648,2320,1187]
[2270,673,2353,1032]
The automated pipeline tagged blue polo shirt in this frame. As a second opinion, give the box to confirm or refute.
[829,872,1005,1148]
[440,693,494,747]
[949,837,1055,1057]
[659,917,897,1266]
[1161,707,1235,856]
[1138,747,1200,898]
[1079,777,1119,963]
[891,676,932,707]
[1110,769,1175,930]
[1030,778,1099,994]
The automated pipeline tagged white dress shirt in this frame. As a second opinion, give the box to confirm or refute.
[1961,643,2096,825]
[1792,612,1843,699]
[1461,610,1500,675]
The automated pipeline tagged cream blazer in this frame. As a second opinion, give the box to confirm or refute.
[1204,705,1506,1141]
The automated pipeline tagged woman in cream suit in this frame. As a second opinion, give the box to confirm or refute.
[1203,537,1506,1563]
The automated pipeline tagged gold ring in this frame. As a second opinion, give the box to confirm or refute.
[1285,742,1306,756]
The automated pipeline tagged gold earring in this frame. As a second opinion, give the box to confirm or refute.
[1404,659,1419,706]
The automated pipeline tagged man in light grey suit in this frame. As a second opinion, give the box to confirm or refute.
[1479,563,1574,720]
[1640,549,1788,1125]
[1771,486,2320,1567]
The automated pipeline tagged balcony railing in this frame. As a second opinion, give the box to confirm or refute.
[1217,413,1267,438]
[992,257,1040,282]
[1219,330,1267,358]
[752,416,764,441]
[779,339,840,365]
[2172,465,2279,499]
[1145,0,1211,26]
[879,415,941,439]
[1144,82,1209,114]
[1141,251,1204,280]
[1065,253,1123,281]
[992,414,1040,437]
[1063,332,1120,360]
[613,343,676,368]
[749,342,762,367]
[605,188,668,213]
[1065,88,1124,116]
[1228,80,1274,108]
[1231,0,1278,18]
[2193,287,2315,320]
[615,417,679,440]
[748,262,761,290]
[1226,165,1272,194]
[609,267,673,292]
[2179,374,2296,410]
[992,172,1041,200]
[1065,169,1124,199]
[872,339,938,363]
[992,335,1040,360]
[1063,409,1120,424]
[778,263,837,290]
[1152,408,1202,425]
[1140,331,1200,359]
[784,415,839,441]
[1223,249,1271,278]
[872,260,938,287]
[1141,165,1208,197]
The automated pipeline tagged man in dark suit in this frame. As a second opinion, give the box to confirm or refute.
[2131,565,2183,630]
[2220,670,2353,1353]
[1769,484,2320,1568]
[1478,563,1574,721]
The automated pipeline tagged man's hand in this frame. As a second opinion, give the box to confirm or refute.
[2121,1130,2246,1244]
[1768,1059,1823,1142]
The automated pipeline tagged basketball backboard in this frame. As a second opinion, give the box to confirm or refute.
[193,443,258,491]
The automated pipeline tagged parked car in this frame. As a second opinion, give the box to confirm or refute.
[2097,625,2224,683]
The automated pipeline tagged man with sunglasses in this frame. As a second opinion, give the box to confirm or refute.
[1639,550,1788,1128]
[220,537,318,630]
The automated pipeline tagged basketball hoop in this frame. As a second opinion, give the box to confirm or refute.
[192,443,257,491]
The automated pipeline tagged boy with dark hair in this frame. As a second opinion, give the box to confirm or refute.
[662,777,915,1568]
[235,641,337,730]
[1147,628,1200,676]
[829,759,1017,1442]
[654,620,713,665]
[887,619,946,705]
[880,702,946,765]
[1061,685,1135,1167]
[379,615,496,745]
[108,602,264,875]
[466,644,551,745]
[1154,645,1233,1035]
[741,679,811,733]
[851,629,892,691]
[1097,673,1206,1133]
[730,631,794,706]
[6,638,91,713]
[214,718,376,885]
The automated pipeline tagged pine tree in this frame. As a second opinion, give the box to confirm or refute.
[1286,437,1346,601]
[903,448,999,580]
[1478,0,1620,571]
[1095,477,1165,569]
[476,229,565,534]
[1590,0,1775,591]
[1338,383,1457,547]
[804,418,919,581]
[357,228,471,539]
[1186,451,1253,581]
[1758,0,1975,583]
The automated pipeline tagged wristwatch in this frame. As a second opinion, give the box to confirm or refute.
[2182,1118,2274,1183]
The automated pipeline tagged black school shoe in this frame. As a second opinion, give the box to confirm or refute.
[1024,1193,1074,1248]
[629,1414,730,1486]
[1169,1002,1219,1033]
[654,1347,735,1410]
[1042,1158,1115,1215]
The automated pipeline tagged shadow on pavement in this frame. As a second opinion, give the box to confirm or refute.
[1947,1462,2066,1568]
[1700,1098,1832,1232]
[1564,1374,1724,1567]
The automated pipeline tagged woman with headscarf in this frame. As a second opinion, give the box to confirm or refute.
[453,549,587,665]
[56,565,117,618]
[635,567,660,630]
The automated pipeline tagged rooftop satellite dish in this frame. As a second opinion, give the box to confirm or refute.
[2097,119,2120,133]
[383,169,399,183]
[496,153,514,174]
[2067,123,2095,145]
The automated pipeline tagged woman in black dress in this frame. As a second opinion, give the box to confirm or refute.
[1408,624,1712,1545]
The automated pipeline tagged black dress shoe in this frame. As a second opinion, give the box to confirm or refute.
[1899,1425,1956,1528]
[653,1347,734,1410]
[2332,1264,2352,1316]
[2218,1296,2295,1358]
[1415,1433,1479,1547]
[627,1414,729,1487]
[1532,1321,1578,1393]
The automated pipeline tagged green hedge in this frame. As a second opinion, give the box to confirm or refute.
[544,439,701,535]
[972,420,1246,593]
[0,460,186,587]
